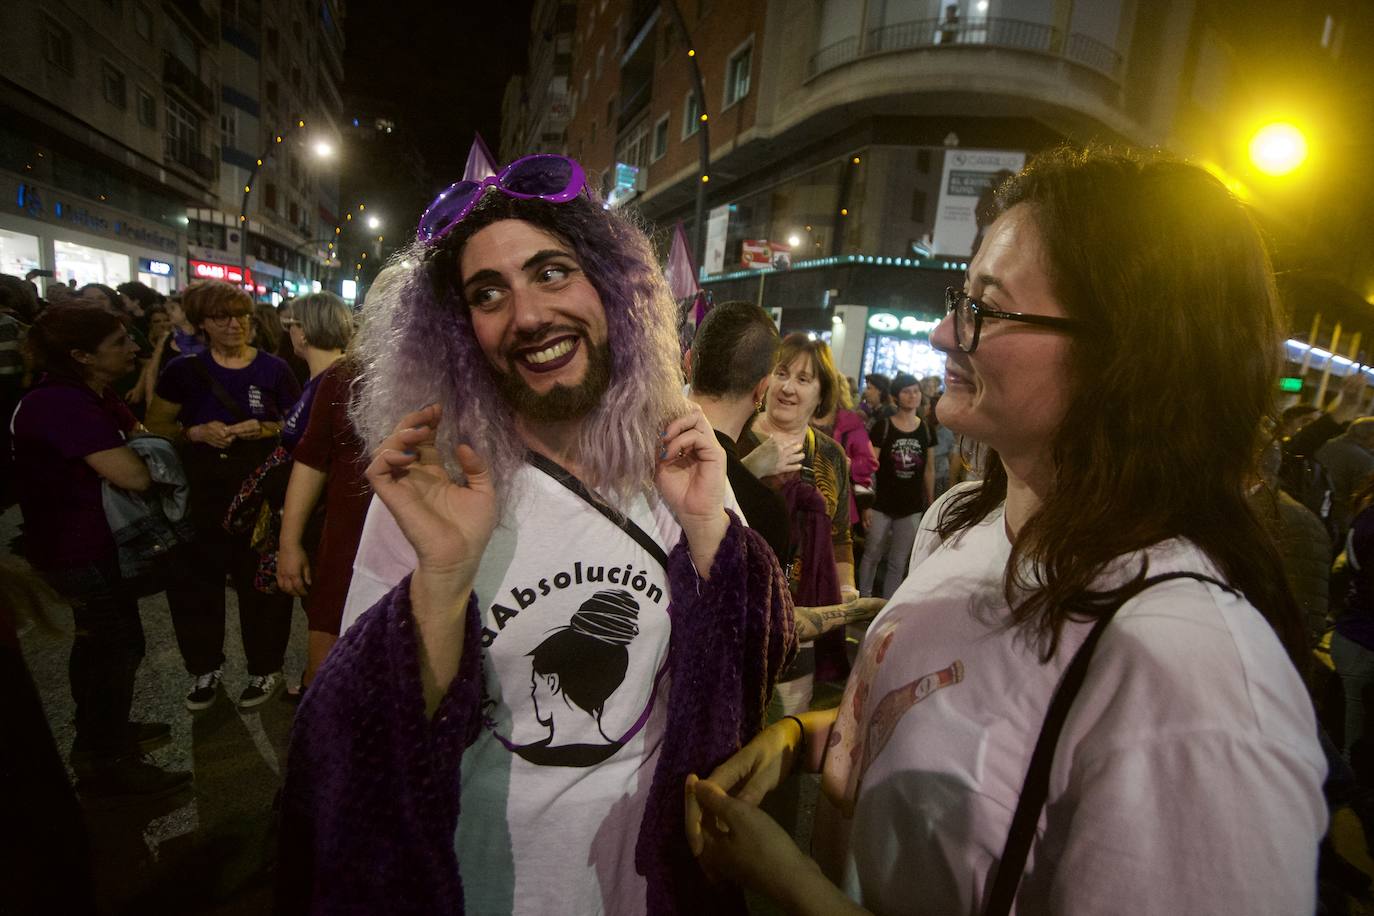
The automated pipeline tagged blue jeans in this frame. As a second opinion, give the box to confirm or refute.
[859,510,920,599]
[1332,631,1374,772]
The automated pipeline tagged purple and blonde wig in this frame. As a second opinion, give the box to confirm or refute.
[350,187,688,505]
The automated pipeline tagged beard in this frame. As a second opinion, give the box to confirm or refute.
[492,338,613,422]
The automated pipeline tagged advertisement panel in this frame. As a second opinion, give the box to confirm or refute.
[930,149,1026,259]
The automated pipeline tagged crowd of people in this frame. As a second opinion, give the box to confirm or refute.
[2,143,1360,914]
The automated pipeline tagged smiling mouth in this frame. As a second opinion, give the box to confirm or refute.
[514,335,580,373]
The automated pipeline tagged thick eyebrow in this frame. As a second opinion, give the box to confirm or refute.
[461,248,577,296]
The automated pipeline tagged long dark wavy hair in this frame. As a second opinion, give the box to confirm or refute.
[936,147,1306,665]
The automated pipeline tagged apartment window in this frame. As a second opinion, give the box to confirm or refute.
[134,3,153,39]
[266,27,279,59]
[164,95,200,164]
[102,63,128,109]
[590,119,597,144]
[42,18,75,75]
[289,201,300,225]
[582,72,590,102]
[607,95,616,126]
[616,120,650,170]
[265,182,278,212]
[266,80,279,105]
[291,66,302,91]
[137,89,157,127]
[651,113,669,161]
[910,188,928,222]
[220,110,237,150]
[724,39,753,108]
[595,45,604,80]
[682,92,701,139]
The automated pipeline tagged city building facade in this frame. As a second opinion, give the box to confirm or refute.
[516,0,1373,386]
[0,0,345,305]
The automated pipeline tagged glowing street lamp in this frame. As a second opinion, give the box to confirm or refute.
[1249,122,1308,176]
[367,216,381,230]
[312,140,334,159]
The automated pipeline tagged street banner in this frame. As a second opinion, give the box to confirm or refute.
[704,204,730,277]
[931,149,1025,259]
[463,132,498,181]
[665,222,700,301]
[742,239,771,269]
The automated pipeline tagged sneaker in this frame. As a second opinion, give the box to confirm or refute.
[238,672,283,709]
[76,756,192,804]
[71,721,173,766]
[185,669,223,712]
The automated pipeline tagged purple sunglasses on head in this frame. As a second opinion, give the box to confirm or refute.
[416,154,587,244]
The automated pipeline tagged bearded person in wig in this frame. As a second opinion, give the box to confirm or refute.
[275,154,796,915]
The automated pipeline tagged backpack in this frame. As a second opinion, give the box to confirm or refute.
[1278,452,1336,539]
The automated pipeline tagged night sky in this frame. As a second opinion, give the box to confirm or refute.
[343,0,536,186]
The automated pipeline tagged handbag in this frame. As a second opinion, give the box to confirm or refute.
[983,570,1237,916]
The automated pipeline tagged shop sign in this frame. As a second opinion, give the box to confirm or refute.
[868,312,939,338]
[741,239,772,269]
[139,258,173,276]
[190,258,253,286]
[11,180,181,253]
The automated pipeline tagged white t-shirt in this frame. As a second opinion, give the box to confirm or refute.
[342,465,688,915]
[814,486,1328,916]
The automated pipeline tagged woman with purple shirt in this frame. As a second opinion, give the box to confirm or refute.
[11,303,191,799]
[146,280,300,710]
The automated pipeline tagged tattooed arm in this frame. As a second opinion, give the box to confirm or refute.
[793,596,886,642]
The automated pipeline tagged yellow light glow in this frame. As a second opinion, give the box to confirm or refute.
[700,113,708,122]
[244,185,251,193]
[358,203,365,211]
[275,136,283,143]
[852,156,861,164]
[701,175,709,183]
[688,49,696,57]
[297,119,305,127]
[1249,123,1308,176]
[256,159,263,166]
[840,208,849,216]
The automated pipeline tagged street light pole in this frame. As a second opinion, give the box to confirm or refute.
[663,0,710,271]
[239,119,334,297]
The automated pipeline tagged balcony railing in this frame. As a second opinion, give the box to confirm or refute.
[808,15,1123,82]
[163,53,215,113]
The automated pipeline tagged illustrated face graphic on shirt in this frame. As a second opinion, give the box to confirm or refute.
[478,549,670,769]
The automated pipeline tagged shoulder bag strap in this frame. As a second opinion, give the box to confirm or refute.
[983,570,1236,916]
[185,354,250,424]
[525,450,670,573]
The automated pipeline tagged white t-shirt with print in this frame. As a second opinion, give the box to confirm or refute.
[342,465,689,915]
[813,485,1327,916]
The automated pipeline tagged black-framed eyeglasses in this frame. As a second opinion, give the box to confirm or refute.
[944,287,1081,354]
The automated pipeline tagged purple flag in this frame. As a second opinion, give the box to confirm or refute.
[463,132,498,182]
[664,222,700,302]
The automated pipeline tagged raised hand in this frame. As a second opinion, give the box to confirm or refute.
[365,403,497,588]
[741,432,804,479]
[654,404,729,574]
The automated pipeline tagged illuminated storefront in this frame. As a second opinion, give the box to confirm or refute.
[862,310,947,380]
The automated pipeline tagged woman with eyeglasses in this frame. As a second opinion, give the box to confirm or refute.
[146,280,301,710]
[684,148,1326,914]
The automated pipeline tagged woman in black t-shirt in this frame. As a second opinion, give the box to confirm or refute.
[858,373,935,598]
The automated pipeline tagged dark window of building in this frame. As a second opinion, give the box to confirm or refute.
[289,201,300,224]
[220,111,237,150]
[607,95,616,125]
[134,2,153,39]
[910,188,927,222]
[291,66,302,90]
[725,41,752,107]
[137,89,157,127]
[102,63,128,108]
[916,149,931,174]
[682,92,701,138]
[164,95,200,164]
[42,18,75,75]
[265,182,278,211]
[590,118,597,144]
[266,27,279,59]
[266,80,279,105]
[652,113,669,161]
